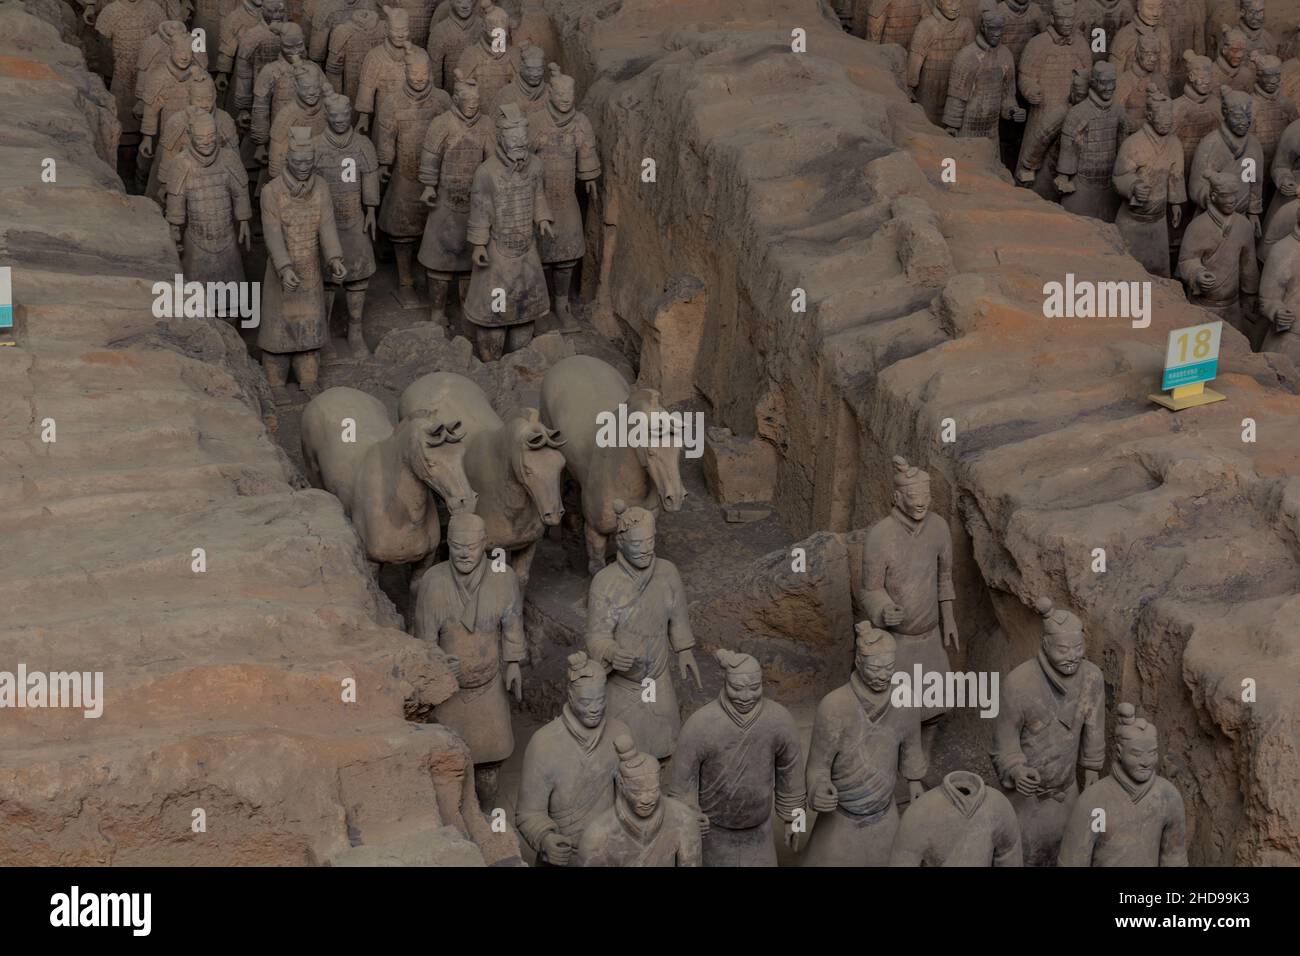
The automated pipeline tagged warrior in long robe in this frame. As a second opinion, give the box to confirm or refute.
[1109,0,1171,77]
[1015,0,1093,195]
[1188,87,1264,224]
[258,126,347,400]
[230,0,287,166]
[313,93,378,357]
[156,79,240,201]
[355,6,416,136]
[943,9,1024,145]
[991,597,1104,867]
[1113,86,1185,275]
[1269,116,1300,239]
[418,71,491,326]
[1076,0,1132,63]
[307,0,375,63]
[1114,32,1169,133]
[1172,53,1222,178]
[268,67,329,180]
[577,735,702,867]
[414,512,524,804]
[1256,203,1300,359]
[1059,703,1188,866]
[326,7,385,104]
[515,652,631,866]
[857,456,958,762]
[427,0,483,90]
[1179,169,1261,343]
[1057,60,1128,220]
[489,42,548,122]
[139,35,210,204]
[215,0,264,110]
[1162,0,1206,93]
[463,102,554,360]
[455,6,521,111]
[907,0,977,126]
[1210,27,1256,94]
[802,624,927,867]
[94,0,168,174]
[1249,54,1296,180]
[667,650,805,868]
[890,770,1023,866]
[585,502,701,762]
[378,48,451,309]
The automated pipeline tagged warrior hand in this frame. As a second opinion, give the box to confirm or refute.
[1282,174,1297,197]
[280,266,302,292]
[881,603,904,628]
[238,220,251,251]
[678,649,702,689]
[139,138,154,160]
[1011,107,1026,123]
[1054,174,1075,195]
[1196,269,1218,293]
[540,832,575,866]
[254,143,268,164]
[538,219,555,239]
[328,257,347,281]
[1084,769,1099,789]
[943,619,960,652]
[472,244,489,268]
[237,110,251,132]
[784,820,800,852]
[1011,765,1042,796]
[443,654,462,683]
[215,73,229,94]
[610,647,636,672]
[586,180,598,199]
[909,779,924,803]
[811,781,838,813]
[695,809,710,837]
[1276,308,1296,332]
[505,662,522,701]
[357,113,370,135]
[379,165,391,185]
[944,125,958,137]
[1252,213,1262,240]
[420,185,437,207]
[1132,182,1151,204]
[364,207,376,241]
[1171,204,1182,230]
[133,100,145,121]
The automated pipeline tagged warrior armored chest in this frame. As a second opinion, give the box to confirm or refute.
[492,165,536,255]
[1078,108,1124,182]
[342,23,384,94]
[1254,97,1291,155]
[1174,100,1219,164]
[1000,8,1039,56]
[279,189,325,268]
[964,54,1008,137]
[108,7,160,78]
[247,29,283,81]
[394,99,440,176]
[184,163,237,251]
[926,22,969,66]
[316,143,364,227]
[1039,44,1086,105]
[440,124,484,213]
[536,122,578,208]
[880,0,925,47]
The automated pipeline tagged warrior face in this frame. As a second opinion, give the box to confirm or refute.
[407,55,431,93]
[1224,99,1253,137]
[1210,178,1241,215]
[855,648,896,694]
[296,71,323,108]
[455,83,481,119]
[191,122,218,159]
[568,683,606,729]
[1092,65,1117,101]
[452,0,474,18]
[264,0,285,23]
[170,34,194,71]
[286,143,315,181]
[283,35,305,63]
[1258,62,1282,94]
[1043,630,1085,677]
[724,670,763,715]
[550,82,574,114]
[1187,59,1213,96]
[326,97,352,133]
[980,13,1005,48]
[1224,36,1248,68]
[191,80,217,112]
[520,54,546,88]
[1148,97,1174,135]
[1136,0,1160,26]
[937,0,962,18]
[617,526,655,571]
[620,774,660,819]
[1051,0,1076,36]
[893,482,930,522]
[389,18,410,47]
[1117,736,1159,783]
[448,525,486,575]
[1242,0,1265,32]
[1136,36,1160,73]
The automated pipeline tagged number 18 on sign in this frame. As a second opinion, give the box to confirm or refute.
[1149,320,1226,411]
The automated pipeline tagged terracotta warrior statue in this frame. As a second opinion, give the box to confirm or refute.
[427,0,483,90]
[378,47,451,309]
[231,0,287,148]
[890,770,1023,866]
[326,7,385,104]
[1115,32,1169,133]
[802,623,927,867]
[576,735,703,867]
[155,78,240,202]
[251,23,334,173]
[413,512,525,806]
[667,650,805,867]
[1258,202,1300,358]
[1172,53,1222,178]
[515,652,631,866]
[1113,86,1184,274]
[313,93,379,357]
[139,34,210,202]
[863,0,926,47]
[356,6,415,136]
[192,0,236,71]
[456,5,521,111]
[1015,0,1092,195]
[1059,703,1188,866]
[136,19,210,95]
[93,0,168,151]
[857,455,957,763]
[1210,0,1277,61]
[1057,60,1127,220]
[215,0,264,109]
[906,0,976,127]
[1188,86,1264,226]
[418,71,491,327]
[1267,115,1300,239]
[1076,0,1132,63]
[994,0,1045,64]
[1211,27,1256,94]
[164,109,252,294]
[463,102,554,361]
[531,65,600,332]
[585,501,701,763]
[943,10,1025,142]
[1179,169,1261,344]
[991,597,1105,867]
[268,66,329,180]
[1110,0,1171,77]
[1249,53,1296,174]
[259,126,348,401]
[1162,0,1206,92]
[490,42,547,120]
[308,0,376,63]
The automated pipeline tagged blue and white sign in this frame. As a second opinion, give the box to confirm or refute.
[0,267,11,331]
[1161,320,1222,391]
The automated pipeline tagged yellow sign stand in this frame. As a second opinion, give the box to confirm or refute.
[1148,381,1226,411]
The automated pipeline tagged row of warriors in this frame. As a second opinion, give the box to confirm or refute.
[410,458,1186,866]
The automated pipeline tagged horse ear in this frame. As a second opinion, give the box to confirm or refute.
[545,426,566,448]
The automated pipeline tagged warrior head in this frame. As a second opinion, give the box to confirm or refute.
[188,108,219,164]
[1090,59,1117,103]
[383,6,410,47]
[1220,85,1254,137]
[518,43,546,89]
[495,101,531,164]
[1184,51,1214,97]
[853,622,897,693]
[716,649,763,715]
[1050,0,1077,37]
[978,8,1005,48]
[281,22,306,64]
[936,0,962,19]
[325,92,353,134]
[482,5,510,55]
[452,70,480,120]
[263,0,285,24]
[450,0,475,20]
[1252,52,1282,95]
[890,455,931,523]
[1032,597,1085,677]
[169,30,194,72]
[1113,702,1159,783]
[565,651,606,729]
[547,63,575,114]
[1240,0,1266,33]
[158,19,187,44]
[447,512,487,576]
[293,64,323,109]
[285,125,316,181]
[1144,84,1173,136]
[613,734,660,819]
[1135,0,1161,27]
[1221,27,1248,69]
[188,75,217,112]
[1135,31,1161,75]
[405,46,431,94]
[612,499,655,570]
[1206,165,1243,215]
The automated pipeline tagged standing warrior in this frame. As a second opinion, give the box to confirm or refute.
[1015,0,1092,195]
[584,502,701,762]
[356,6,415,136]
[428,0,483,90]
[192,0,237,69]
[532,65,600,332]
[943,10,1025,143]
[514,652,631,867]
[1258,204,1300,357]
[994,0,1045,64]
[250,23,333,170]
[418,71,491,327]
[857,455,957,763]
[231,0,287,143]
[377,48,451,309]
[1179,170,1261,343]
[1163,0,1207,92]
[1077,0,1132,63]
[139,35,209,202]
[215,0,264,108]
[1172,53,1222,177]
[490,42,548,120]
[1269,116,1300,237]
[259,126,348,400]
[268,67,329,180]
[326,8,385,104]
[889,770,1023,866]
[1211,27,1256,94]
[155,79,240,201]
[801,624,927,868]
[93,0,168,161]
[991,597,1105,867]
[1249,54,1296,173]
[1188,86,1264,225]
[1109,0,1171,77]
[312,93,379,357]
[1115,32,1169,133]
[413,512,525,805]
[1113,86,1184,275]
[1058,60,1127,220]
[308,0,375,63]
[1059,703,1188,866]
[865,0,927,48]
[1210,0,1276,61]
[164,109,252,292]
[136,20,210,93]
[667,650,805,868]
[456,6,520,111]
[463,103,554,360]
[576,735,703,868]
[906,0,977,127]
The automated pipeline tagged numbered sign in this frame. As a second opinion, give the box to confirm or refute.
[1150,320,1226,411]
[0,266,11,334]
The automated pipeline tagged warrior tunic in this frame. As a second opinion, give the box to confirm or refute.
[1058,91,1128,222]
[1109,16,1172,77]
[216,0,264,110]
[1209,55,1255,95]
[463,147,553,329]
[577,796,703,867]
[1178,204,1259,338]
[393,0,438,48]
[258,173,345,353]
[991,653,1105,867]
[942,36,1017,141]
[455,40,522,112]
[1076,0,1132,63]
[326,10,385,104]
[427,7,481,90]
[1251,88,1297,172]
[585,554,695,759]
[1257,230,1300,361]
[667,695,805,868]
[355,39,410,127]
[1113,123,1187,275]
[1016,25,1093,183]
[1268,120,1300,232]
[515,708,631,865]
[858,508,956,722]
[531,105,600,264]
[1259,197,1299,264]
[1115,64,1168,134]
[890,771,1023,866]
[232,21,284,141]
[1188,125,1264,216]
[416,106,491,274]
[312,126,379,281]
[165,146,251,286]
[376,83,451,239]
[995,0,1044,64]
[490,76,549,123]
[802,674,927,867]
[864,0,926,47]
[1171,88,1221,177]
[1163,0,1206,90]
[156,105,240,198]
[907,12,976,127]
[96,0,168,135]
[250,57,333,148]
[414,559,526,766]
[308,0,375,62]
[1058,767,1188,866]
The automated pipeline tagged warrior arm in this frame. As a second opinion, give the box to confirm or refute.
[676,810,703,867]
[233,46,256,112]
[325,28,347,80]
[941,92,968,132]
[990,684,1030,785]
[1168,142,1188,206]
[773,710,807,822]
[664,562,696,654]
[803,697,838,798]
[309,10,332,62]
[664,723,702,807]
[1017,41,1044,104]
[316,182,347,264]
[1055,109,1085,178]
[513,740,558,851]
[499,573,526,665]
[1056,789,1099,866]
[1160,788,1190,867]
[992,798,1025,867]
[375,113,398,167]
[164,182,187,227]
[140,88,164,138]
[250,67,276,144]
[937,522,956,604]
[260,189,294,275]
[1240,227,1261,297]
[216,22,242,75]
[465,166,492,249]
[361,165,381,208]
[900,716,927,781]
[1079,674,1106,772]
[1249,143,1266,216]
[1187,139,1213,208]
[940,48,975,131]
[418,123,447,187]
[1259,243,1296,320]
[1176,221,1213,286]
[355,54,379,115]
[95,4,115,39]
[1270,123,1300,188]
[859,536,896,626]
[575,114,601,180]
[1000,55,1018,120]
[1111,138,1142,199]
[231,168,253,223]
